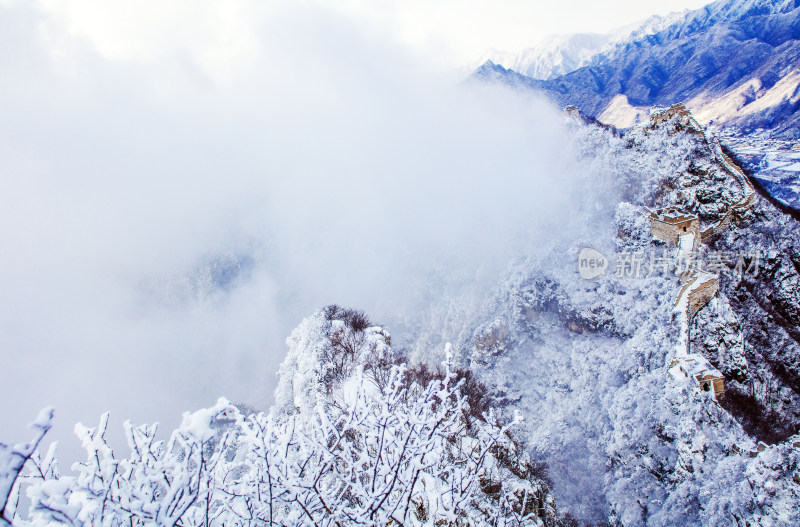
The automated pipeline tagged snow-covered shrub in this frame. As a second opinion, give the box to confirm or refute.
[614,201,650,252]
[274,304,393,417]
[401,360,491,424]
[473,320,513,362]
[1,408,53,526]
[3,309,559,526]
[604,371,800,527]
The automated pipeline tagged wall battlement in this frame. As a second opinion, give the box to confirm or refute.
[649,208,700,246]
[644,104,759,402]
[650,103,690,126]
[669,354,725,398]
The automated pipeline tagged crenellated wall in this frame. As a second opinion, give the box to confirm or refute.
[687,277,719,320]
[644,104,760,401]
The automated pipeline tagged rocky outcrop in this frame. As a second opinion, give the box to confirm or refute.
[709,210,800,442]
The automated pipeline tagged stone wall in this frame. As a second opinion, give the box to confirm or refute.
[650,217,699,245]
[698,375,725,399]
[688,277,719,320]
[650,104,690,126]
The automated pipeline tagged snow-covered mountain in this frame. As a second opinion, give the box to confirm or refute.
[478,13,686,80]
[3,104,799,527]
[476,0,800,138]
[477,33,614,81]
[401,109,800,525]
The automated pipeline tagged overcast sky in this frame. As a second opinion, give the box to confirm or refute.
[31,0,712,71]
[1,0,711,453]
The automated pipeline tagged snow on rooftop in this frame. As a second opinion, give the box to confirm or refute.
[674,354,723,380]
[650,207,697,223]
[668,362,687,381]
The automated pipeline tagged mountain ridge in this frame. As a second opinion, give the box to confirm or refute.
[476,0,800,137]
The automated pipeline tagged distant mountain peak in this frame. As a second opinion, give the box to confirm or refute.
[474,0,800,138]
[479,11,688,81]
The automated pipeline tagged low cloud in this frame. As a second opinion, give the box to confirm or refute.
[0,1,592,455]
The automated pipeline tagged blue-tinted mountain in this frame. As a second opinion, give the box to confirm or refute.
[476,0,800,137]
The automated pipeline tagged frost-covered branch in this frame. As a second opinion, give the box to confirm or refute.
[0,407,53,526]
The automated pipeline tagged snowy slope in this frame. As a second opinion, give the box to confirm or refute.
[721,129,800,210]
[3,109,798,527]
[404,112,800,525]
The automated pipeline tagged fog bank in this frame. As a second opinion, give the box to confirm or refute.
[0,1,589,451]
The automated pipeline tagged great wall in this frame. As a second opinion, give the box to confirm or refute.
[645,104,756,401]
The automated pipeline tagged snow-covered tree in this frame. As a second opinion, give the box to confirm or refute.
[2,307,559,526]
